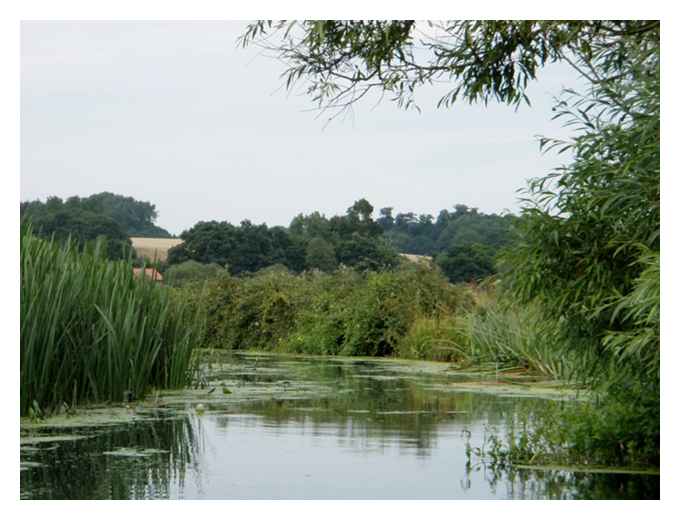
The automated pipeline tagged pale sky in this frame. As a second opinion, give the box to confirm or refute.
[21,21,583,235]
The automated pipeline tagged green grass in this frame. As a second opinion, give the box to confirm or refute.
[20,229,205,416]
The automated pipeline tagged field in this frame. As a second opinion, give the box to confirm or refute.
[130,237,183,262]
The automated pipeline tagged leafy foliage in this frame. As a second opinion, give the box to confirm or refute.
[20,197,133,260]
[500,23,660,383]
[240,20,658,118]
[435,244,495,283]
[21,192,171,239]
[170,198,399,274]
[378,204,516,258]
[186,264,468,358]
[164,260,228,287]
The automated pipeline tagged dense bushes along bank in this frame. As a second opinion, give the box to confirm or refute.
[20,230,205,416]
[183,264,571,378]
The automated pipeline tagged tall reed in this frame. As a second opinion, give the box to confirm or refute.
[459,293,575,379]
[20,229,204,415]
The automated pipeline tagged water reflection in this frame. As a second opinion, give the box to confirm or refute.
[21,353,659,499]
[465,462,660,499]
[21,415,203,499]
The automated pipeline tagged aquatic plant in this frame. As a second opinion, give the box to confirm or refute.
[20,229,205,415]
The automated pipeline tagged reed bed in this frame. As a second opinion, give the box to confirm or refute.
[20,230,204,416]
[398,289,576,379]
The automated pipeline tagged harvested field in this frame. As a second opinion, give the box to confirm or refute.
[399,253,433,266]
[130,237,183,262]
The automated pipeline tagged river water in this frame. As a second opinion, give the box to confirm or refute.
[20,352,659,499]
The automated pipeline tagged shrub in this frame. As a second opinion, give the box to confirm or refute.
[164,260,228,287]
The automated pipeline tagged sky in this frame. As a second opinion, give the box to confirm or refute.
[21,21,584,236]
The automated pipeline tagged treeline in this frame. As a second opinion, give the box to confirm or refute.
[167,198,514,283]
[377,204,515,255]
[20,192,172,260]
[20,192,516,283]
[378,204,516,282]
[168,199,398,277]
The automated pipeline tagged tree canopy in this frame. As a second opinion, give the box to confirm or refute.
[240,20,659,119]
[20,196,133,260]
[169,198,399,274]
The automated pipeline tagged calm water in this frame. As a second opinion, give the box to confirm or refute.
[20,352,659,499]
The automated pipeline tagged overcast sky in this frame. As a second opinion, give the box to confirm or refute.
[21,21,583,235]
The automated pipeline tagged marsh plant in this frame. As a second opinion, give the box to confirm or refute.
[20,229,205,416]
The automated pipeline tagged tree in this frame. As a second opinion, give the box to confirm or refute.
[77,192,171,237]
[436,244,494,283]
[500,32,660,378]
[379,205,516,260]
[305,237,337,272]
[169,220,310,275]
[347,198,374,222]
[21,199,133,260]
[376,207,394,231]
[240,21,658,119]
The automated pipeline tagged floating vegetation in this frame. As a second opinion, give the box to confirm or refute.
[375,411,435,415]
[20,461,46,471]
[20,406,157,431]
[102,447,170,458]
[21,434,90,445]
[511,464,660,476]
[422,381,587,401]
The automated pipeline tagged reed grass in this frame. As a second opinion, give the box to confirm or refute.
[398,289,577,379]
[459,294,574,379]
[20,229,204,416]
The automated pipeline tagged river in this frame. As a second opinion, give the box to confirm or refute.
[20,352,659,499]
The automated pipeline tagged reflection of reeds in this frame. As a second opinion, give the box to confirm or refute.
[20,229,204,415]
[21,415,203,499]
[463,458,659,499]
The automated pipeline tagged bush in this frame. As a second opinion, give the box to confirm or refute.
[164,260,227,287]
[192,263,468,358]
